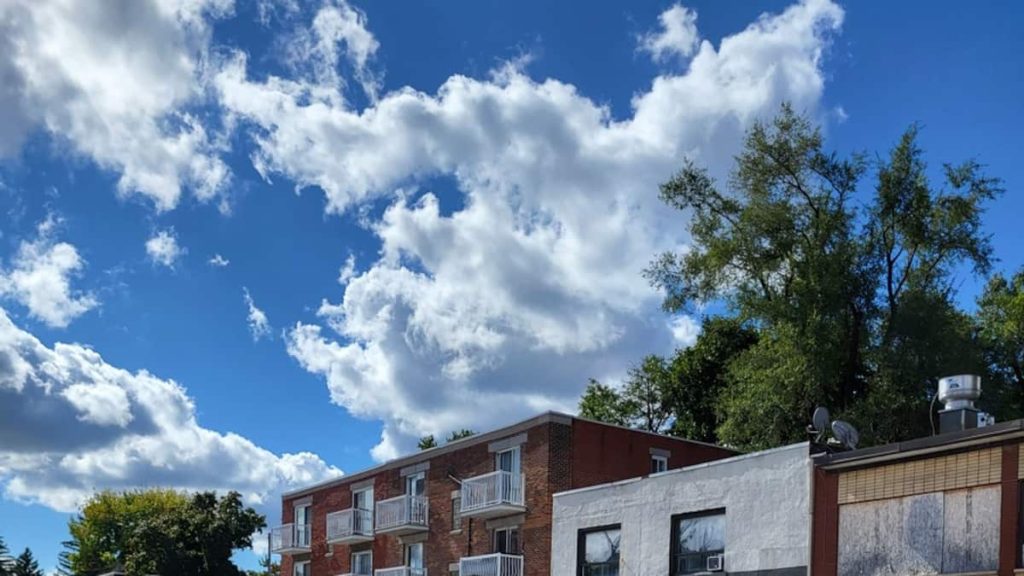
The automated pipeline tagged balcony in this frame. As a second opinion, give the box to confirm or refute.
[459,553,524,576]
[374,568,426,576]
[459,471,525,519]
[269,523,310,554]
[326,508,374,544]
[375,494,428,535]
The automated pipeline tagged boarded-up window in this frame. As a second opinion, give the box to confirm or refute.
[837,486,1000,576]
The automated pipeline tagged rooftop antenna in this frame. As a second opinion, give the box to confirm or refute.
[831,420,860,451]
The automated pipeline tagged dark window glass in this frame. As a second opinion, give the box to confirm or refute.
[651,456,668,473]
[494,527,520,554]
[671,510,725,575]
[578,526,620,576]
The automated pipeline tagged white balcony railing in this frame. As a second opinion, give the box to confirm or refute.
[326,508,374,542]
[459,553,524,576]
[269,523,311,553]
[374,568,426,576]
[460,471,524,515]
[375,494,428,533]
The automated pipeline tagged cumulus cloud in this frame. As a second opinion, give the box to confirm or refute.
[0,217,98,328]
[243,288,272,341]
[640,4,701,63]
[208,253,230,267]
[0,0,232,211]
[146,229,186,268]
[0,307,340,512]
[224,0,844,459]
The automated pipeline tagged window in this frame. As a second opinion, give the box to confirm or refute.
[293,561,310,576]
[494,526,520,555]
[294,504,311,547]
[671,510,725,575]
[578,525,620,576]
[353,487,373,510]
[406,471,426,496]
[452,495,462,530]
[352,550,372,576]
[651,455,668,474]
[496,446,521,474]
[406,542,424,570]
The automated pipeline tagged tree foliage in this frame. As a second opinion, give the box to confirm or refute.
[11,549,41,576]
[64,489,265,576]
[586,104,1008,450]
[418,429,477,450]
[0,537,13,576]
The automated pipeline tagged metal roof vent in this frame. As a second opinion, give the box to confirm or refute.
[937,375,994,434]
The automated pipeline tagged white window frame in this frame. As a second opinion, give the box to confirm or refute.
[406,541,425,569]
[651,454,668,474]
[352,550,373,575]
[406,471,426,496]
[293,560,310,576]
[353,486,374,511]
[496,446,521,474]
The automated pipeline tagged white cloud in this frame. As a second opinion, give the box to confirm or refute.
[640,4,701,63]
[0,217,98,328]
[225,0,844,459]
[146,229,186,268]
[208,253,231,267]
[243,288,272,341]
[0,307,340,512]
[286,0,380,100]
[0,0,233,211]
[338,253,357,285]
[669,315,701,348]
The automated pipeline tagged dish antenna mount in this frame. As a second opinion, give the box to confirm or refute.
[808,406,861,452]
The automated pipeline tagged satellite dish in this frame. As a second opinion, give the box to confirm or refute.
[812,407,830,433]
[831,420,860,450]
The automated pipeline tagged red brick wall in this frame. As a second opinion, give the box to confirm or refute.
[999,444,1019,576]
[810,465,839,576]
[569,419,735,489]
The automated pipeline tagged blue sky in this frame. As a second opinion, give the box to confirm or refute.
[0,0,1021,571]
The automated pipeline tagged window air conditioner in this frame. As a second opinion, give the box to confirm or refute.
[706,554,724,572]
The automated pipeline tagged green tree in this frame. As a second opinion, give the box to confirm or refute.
[579,380,632,427]
[418,429,478,450]
[64,489,265,576]
[445,429,476,442]
[11,549,41,576]
[643,104,1001,449]
[667,317,758,443]
[976,268,1024,418]
[0,536,13,576]
[580,355,675,433]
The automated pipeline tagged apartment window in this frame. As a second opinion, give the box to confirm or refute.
[452,495,462,530]
[671,510,725,575]
[578,525,620,576]
[352,550,372,576]
[293,561,310,576]
[294,504,311,547]
[496,446,521,474]
[494,526,520,555]
[406,471,426,496]
[651,455,668,474]
[406,542,425,572]
[353,487,373,510]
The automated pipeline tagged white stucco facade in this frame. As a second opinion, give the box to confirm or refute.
[551,442,811,576]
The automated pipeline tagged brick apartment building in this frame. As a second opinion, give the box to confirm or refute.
[271,411,735,576]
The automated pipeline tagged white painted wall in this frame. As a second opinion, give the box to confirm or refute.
[551,443,811,576]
